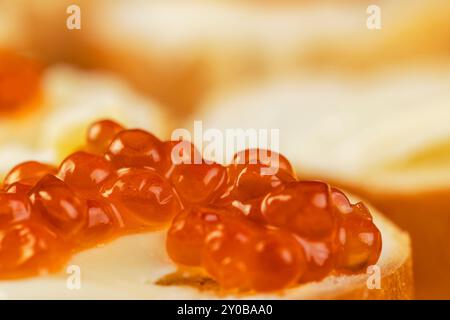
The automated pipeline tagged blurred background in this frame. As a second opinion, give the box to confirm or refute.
[0,0,449,299]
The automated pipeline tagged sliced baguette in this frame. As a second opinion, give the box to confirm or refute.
[0,202,413,300]
[0,64,168,179]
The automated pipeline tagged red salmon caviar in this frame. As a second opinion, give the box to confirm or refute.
[29,175,88,240]
[223,197,265,222]
[0,121,382,291]
[164,147,382,291]
[349,202,374,220]
[335,204,382,273]
[58,151,115,198]
[331,187,353,215]
[80,199,123,246]
[170,162,227,205]
[0,193,33,226]
[162,140,202,177]
[249,229,306,291]
[105,129,163,169]
[216,164,295,222]
[261,181,336,239]
[5,182,33,195]
[230,165,295,201]
[202,218,256,290]
[166,207,225,266]
[86,119,124,155]
[3,161,57,187]
[101,167,181,228]
[297,238,334,282]
[231,148,296,178]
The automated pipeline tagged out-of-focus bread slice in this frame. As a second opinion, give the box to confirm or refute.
[22,0,445,119]
[22,0,450,119]
[0,203,413,300]
[196,66,449,298]
[0,64,169,178]
[23,0,365,116]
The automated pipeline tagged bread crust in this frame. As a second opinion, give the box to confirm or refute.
[352,188,450,300]
[298,170,447,299]
[158,250,414,300]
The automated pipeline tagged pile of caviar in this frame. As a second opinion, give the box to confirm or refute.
[0,119,381,291]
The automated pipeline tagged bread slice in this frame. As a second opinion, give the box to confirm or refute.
[196,68,450,299]
[0,201,413,300]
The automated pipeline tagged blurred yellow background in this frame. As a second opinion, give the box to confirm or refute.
[1,0,449,299]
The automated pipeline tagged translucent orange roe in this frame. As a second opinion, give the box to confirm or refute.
[0,119,382,290]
